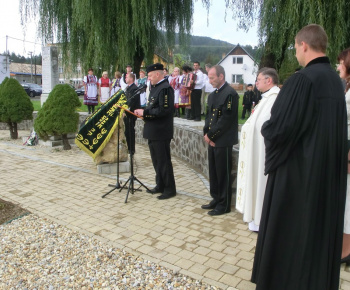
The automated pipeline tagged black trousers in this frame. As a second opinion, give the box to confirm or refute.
[148,139,176,195]
[208,145,233,212]
[87,105,95,114]
[191,89,202,120]
[124,116,136,154]
[242,105,252,119]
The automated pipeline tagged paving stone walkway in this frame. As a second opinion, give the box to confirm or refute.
[1,127,350,289]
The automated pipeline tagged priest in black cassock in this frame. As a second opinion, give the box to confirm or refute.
[251,24,347,290]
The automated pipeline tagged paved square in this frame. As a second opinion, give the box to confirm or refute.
[0,129,349,289]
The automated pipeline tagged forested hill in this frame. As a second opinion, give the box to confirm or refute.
[173,34,258,65]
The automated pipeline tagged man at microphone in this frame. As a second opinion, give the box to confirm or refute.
[134,63,176,200]
[124,73,141,155]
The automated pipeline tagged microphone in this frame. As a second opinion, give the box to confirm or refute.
[135,83,147,93]
[129,84,148,99]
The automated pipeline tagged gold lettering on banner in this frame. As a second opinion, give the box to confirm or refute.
[83,139,89,145]
[87,128,96,136]
[89,145,94,150]
[77,134,83,141]
[96,115,109,129]
[93,138,98,145]
[107,106,117,117]
[101,128,107,134]
[97,133,102,139]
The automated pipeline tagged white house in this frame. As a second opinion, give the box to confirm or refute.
[217,44,258,85]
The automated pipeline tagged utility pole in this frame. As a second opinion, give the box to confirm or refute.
[28,51,33,83]
[34,56,37,84]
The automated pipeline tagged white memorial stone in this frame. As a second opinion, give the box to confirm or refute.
[0,55,10,84]
[41,46,59,106]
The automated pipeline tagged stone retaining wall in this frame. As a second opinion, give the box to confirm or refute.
[135,119,239,191]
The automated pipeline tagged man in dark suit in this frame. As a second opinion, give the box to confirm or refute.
[202,65,239,215]
[123,73,141,154]
[134,63,176,200]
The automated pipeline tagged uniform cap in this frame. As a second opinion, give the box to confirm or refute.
[146,63,164,73]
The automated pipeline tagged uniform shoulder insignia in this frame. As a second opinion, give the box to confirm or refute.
[227,94,232,110]
[164,94,168,108]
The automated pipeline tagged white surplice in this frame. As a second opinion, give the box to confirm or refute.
[236,86,280,229]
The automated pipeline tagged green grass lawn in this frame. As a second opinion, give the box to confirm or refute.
[31,99,101,112]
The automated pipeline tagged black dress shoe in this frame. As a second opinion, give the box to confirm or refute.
[157,194,176,200]
[341,254,350,265]
[201,203,216,210]
[208,209,231,216]
[146,187,163,194]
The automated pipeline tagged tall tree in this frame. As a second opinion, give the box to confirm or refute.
[258,0,350,70]
[20,0,194,77]
[225,0,350,70]
[220,0,350,73]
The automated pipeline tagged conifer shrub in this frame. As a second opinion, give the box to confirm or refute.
[34,84,81,150]
[0,78,34,139]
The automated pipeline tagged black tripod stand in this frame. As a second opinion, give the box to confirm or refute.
[102,85,149,203]
[118,108,150,203]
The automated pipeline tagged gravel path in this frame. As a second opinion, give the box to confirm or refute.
[0,215,217,289]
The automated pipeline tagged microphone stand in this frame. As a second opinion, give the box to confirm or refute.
[103,86,149,203]
[119,87,150,203]
[102,106,122,198]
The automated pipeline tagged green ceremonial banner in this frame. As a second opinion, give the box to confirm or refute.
[75,90,127,159]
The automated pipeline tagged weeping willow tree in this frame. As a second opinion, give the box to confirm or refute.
[224,0,350,71]
[257,0,350,70]
[20,0,195,76]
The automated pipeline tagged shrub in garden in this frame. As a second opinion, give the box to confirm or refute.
[0,78,34,139]
[34,84,81,150]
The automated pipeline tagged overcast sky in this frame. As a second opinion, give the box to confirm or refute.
[0,0,259,56]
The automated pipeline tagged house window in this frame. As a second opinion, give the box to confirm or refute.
[232,57,243,64]
[232,74,243,83]
[59,67,63,74]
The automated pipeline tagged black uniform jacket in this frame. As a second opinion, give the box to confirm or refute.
[203,82,239,147]
[143,79,174,140]
[125,83,141,119]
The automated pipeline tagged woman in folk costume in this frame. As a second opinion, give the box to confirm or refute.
[337,48,350,264]
[83,68,99,114]
[179,65,192,118]
[236,68,280,232]
[137,70,148,108]
[98,71,112,104]
[170,67,181,117]
[110,71,122,96]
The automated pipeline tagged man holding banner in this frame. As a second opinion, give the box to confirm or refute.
[134,63,177,200]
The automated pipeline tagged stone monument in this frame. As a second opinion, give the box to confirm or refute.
[41,46,59,106]
[0,55,10,84]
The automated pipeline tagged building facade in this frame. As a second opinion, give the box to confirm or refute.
[217,44,258,85]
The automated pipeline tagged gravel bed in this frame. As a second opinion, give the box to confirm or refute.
[0,215,217,289]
